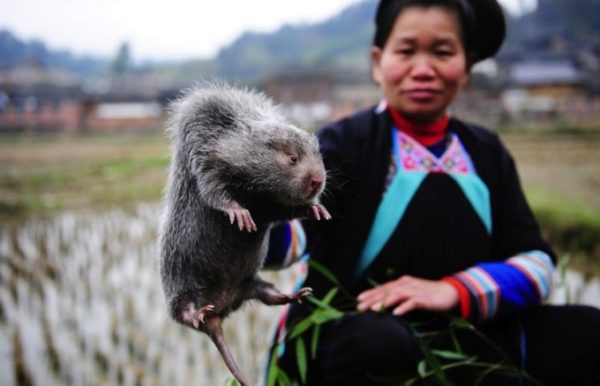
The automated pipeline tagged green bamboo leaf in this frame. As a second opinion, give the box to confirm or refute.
[322,287,339,305]
[416,338,454,386]
[310,323,321,359]
[311,308,344,324]
[417,360,428,377]
[449,324,463,354]
[296,337,308,384]
[288,315,316,340]
[266,344,282,386]
[474,363,505,386]
[308,260,340,286]
[432,349,472,360]
[288,288,345,341]
[276,368,294,386]
[414,357,484,383]
[450,317,476,330]
[305,296,342,313]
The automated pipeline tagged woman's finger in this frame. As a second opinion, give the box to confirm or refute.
[382,290,410,308]
[392,298,418,316]
[357,293,386,311]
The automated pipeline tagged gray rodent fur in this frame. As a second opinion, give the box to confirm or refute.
[159,81,330,386]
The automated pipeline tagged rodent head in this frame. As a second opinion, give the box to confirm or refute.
[214,113,326,207]
[174,83,327,207]
[259,124,326,205]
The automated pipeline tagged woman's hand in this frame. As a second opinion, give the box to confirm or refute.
[356,275,459,316]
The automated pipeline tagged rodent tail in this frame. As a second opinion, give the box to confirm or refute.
[205,316,251,386]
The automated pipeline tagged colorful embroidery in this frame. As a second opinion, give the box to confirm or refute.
[397,131,475,174]
[388,129,492,234]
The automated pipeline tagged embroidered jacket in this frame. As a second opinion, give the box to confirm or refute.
[265,106,556,323]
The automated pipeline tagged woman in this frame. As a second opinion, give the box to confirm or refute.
[265,0,600,385]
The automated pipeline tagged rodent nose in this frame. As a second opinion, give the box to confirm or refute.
[310,177,323,194]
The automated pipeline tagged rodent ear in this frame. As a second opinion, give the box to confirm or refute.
[204,100,235,128]
[265,139,282,150]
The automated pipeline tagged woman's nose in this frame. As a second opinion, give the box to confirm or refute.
[410,56,436,79]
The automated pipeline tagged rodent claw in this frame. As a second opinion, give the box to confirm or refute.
[237,214,244,231]
[243,212,257,232]
[311,205,321,221]
[293,287,313,303]
[226,205,257,232]
[318,205,331,220]
[187,304,215,329]
[310,204,331,221]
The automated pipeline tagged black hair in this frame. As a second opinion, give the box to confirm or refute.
[373,0,505,66]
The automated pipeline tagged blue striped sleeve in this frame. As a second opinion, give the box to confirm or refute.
[506,250,554,300]
[262,220,307,269]
[451,250,555,321]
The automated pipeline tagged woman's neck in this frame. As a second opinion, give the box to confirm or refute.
[388,106,449,146]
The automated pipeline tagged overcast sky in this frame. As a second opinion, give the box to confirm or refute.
[1,0,536,62]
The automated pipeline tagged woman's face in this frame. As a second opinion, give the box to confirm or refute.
[372,6,469,123]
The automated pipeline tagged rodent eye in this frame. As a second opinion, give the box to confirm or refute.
[290,155,298,164]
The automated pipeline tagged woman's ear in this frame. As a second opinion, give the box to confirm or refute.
[371,46,383,85]
[461,54,476,87]
[460,71,470,88]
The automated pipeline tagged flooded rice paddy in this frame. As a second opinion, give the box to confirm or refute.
[0,204,303,386]
[0,203,598,386]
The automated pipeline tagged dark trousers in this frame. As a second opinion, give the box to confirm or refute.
[276,305,600,386]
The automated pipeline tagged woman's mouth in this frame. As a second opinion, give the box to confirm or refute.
[404,89,440,101]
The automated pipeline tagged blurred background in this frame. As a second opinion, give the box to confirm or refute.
[0,0,599,385]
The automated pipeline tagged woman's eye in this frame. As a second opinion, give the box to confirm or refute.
[395,49,413,56]
[435,49,454,57]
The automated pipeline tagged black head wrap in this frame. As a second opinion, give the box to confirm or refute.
[373,0,505,64]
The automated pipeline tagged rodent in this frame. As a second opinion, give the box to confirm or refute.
[158,81,330,386]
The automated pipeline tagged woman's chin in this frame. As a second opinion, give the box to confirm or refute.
[398,109,445,123]
[389,99,446,122]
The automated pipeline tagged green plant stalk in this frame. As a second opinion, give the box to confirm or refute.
[404,359,543,386]
[268,262,542,386]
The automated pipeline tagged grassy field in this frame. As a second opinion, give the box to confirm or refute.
[505,132,600,225]
[503,131,600,275]
[0,132,170,219]
[0,129,599,271]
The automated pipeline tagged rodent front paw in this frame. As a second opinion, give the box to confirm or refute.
[226,201,257,232]
[309,204,332,221]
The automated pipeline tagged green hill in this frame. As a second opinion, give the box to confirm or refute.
[215,0,377,80]
[1,0,598,82]
[213,0,600,81]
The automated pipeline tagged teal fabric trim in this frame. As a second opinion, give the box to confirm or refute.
[353,129,492,280]
[355,170,426,280]
[449,173,492,234]
[354,128,426,280]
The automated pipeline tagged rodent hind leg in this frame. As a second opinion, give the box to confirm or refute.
[181,302,215,329]
[248,279,312,305]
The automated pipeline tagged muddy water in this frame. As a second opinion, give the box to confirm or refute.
[0,204,598,386]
